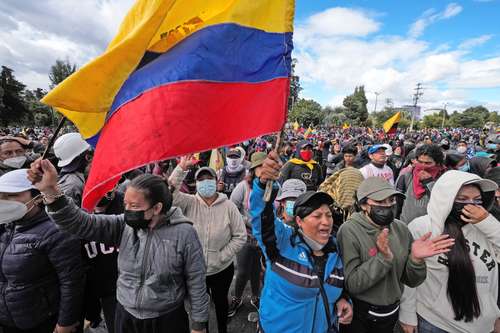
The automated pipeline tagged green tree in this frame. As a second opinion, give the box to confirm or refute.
[288,98,324,126]
[49,59,77,88]
[24,88,53,126]
[0,66,29,126]
[323,106,347,126]
[343,86,368,125]
[422,112,446,128]
[288,58,301,111]
[448,106,490,128]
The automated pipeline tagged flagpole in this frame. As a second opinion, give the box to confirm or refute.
[263,129,284,202]
[41,116,66,160]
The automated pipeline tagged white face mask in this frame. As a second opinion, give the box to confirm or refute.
[0,199,28,224]
[226,157,241,169]
[2,156,27,169]
[457,146,467,154]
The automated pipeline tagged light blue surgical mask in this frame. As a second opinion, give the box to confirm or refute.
[458,161,470,172]
[196,179,217,198]
[487,143,497,150]
[285,200,295,218]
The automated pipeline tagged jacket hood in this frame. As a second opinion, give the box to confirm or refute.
[349,211,381,236]
[427,170,497,234]
[165,206,193,225]
[469,156,496,178]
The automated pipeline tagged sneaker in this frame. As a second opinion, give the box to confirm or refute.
[250,296,260,311]
[227,296,243,317]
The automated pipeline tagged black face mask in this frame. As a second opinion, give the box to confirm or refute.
[449,202,467,227]
[368,205,395,226]
[124,209,152,229]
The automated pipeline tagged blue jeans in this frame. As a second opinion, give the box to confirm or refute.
[417,314,449,333]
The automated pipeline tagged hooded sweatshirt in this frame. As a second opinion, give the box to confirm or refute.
[169,166,247,275]
[399,170,500,333]
[337,212,426,306]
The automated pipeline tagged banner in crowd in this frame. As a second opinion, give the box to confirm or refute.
[41,0,295,210]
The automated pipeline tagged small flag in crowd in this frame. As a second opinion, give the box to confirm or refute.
[342,122,350,130]
[41,0,295,210]
[383,111,401,134]
[293,121,300,131]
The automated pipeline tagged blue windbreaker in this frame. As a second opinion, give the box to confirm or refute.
[250,179,345,333]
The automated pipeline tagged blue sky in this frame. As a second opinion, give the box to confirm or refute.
[1,0,499,113]
[293,0,500,112]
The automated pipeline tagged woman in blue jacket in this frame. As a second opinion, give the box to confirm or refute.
[250,152,352,333]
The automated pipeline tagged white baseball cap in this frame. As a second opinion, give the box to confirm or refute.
[0,169,35,193]
[54,133,90,167]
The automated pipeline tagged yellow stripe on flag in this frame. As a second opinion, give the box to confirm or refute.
[383,111,401,133]
[41,0,295,139]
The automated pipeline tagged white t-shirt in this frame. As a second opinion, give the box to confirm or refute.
[359,163,395,186]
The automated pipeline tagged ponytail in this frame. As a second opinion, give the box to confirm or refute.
[444,217,481,322]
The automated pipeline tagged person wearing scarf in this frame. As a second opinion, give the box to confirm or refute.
[396,144,445,224]
[279,141,323,191]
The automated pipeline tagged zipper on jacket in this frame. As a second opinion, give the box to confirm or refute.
[135,230,153,317]
[0,226,15,323]
[311,292,319,333]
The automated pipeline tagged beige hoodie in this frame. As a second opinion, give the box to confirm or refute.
[169,166,246,275]
[399,170,500,333]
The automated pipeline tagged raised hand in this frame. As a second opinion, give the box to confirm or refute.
[411,232,455,262]
[376,228,393,260]
[461,204,489,224]
[259,151,282,183]
[178,154,195,171]
[27,158,59,194]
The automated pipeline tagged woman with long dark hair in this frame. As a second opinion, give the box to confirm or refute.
[399,170,500,333]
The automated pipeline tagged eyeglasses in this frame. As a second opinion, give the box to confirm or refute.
[455,200,483,205]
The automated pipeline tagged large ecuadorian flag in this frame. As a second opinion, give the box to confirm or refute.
[42,0,295,210]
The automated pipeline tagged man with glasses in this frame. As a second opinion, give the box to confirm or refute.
[396,144,445,224]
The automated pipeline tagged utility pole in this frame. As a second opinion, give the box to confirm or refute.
[441,103,448,129]
[373,92,380,113]
[410,83,424,132]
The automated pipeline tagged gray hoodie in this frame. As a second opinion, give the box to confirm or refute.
[169,166,247,275]
[46,196,209,330]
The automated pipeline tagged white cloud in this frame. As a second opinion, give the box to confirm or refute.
[295,7,380,44]
[0,0,134,89]
[408,3,463,38]
[458,34,493,49]
[296,6,499,112]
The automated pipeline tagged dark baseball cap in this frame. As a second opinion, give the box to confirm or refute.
[293,191,333,216]
[194,167,217,180]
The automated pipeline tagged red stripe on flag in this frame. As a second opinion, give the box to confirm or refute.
[82,78,289,210]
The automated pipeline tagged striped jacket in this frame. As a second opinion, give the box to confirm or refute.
[250,179,345,333]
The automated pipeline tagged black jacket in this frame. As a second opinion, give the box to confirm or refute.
[0,210,85,329]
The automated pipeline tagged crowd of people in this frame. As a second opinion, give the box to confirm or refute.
[0,124,500,333]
